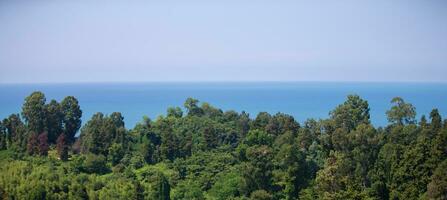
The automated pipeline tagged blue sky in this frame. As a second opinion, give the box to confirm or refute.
[0,0,446,83]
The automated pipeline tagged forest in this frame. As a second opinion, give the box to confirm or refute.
[0,91,446,200]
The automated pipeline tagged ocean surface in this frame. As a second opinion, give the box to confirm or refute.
[0,82,446,128]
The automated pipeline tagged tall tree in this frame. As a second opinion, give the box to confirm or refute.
[386,97,416,125]
[2,114,27,150]
[184,97,203,116]
[330,94,370,132]
[160,130,179,161]
[22,91,47,134]
[61,96,82,143]
[45,99,63,144]
[430,109,442,132]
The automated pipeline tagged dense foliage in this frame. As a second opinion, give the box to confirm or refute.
[0,92,446,200]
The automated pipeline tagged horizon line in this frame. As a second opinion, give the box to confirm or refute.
[1,80,447,85]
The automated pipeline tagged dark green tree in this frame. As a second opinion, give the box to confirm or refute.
[61,96,82,143]
[427,159,447,199]
[160,130,179,161]
[2,114,27,150]
[167,106,183,118]
[242,145,274,194]
[430,109,442,132]
[184,97,203,116]
[22,91,47,134]
[330,94,370,132]
[108,143,125,166]
[82,153,108,174]
[45,99,63,144]
[203,126,218,149]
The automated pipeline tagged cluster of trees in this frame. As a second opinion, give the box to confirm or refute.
[0,92,446,200]
[0,92,81,157]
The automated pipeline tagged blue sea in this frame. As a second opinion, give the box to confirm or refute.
[0,82,446,128]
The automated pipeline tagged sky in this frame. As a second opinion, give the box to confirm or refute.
[0,0,446,83]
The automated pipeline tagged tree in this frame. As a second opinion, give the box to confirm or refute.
[110,112,125,128]
[252,112,272,131]
[171,180,204,200]
[82,153,108,174]
[141,172,170,200]
[45,99,63,144]
[201,102,223,119]
[108,143,124,166]
[27,132,39,155]
[273,143,310,200]
[140,139,155,164]
[80,112,127,156]
[242,145,274,194]
[56,133,69,161]
[80,113,107,155]
[38,132,49,156]
[250,190,273,200]
[61,96,82,143]
[160,130,179,161]
[22,91,47,134]
[184,98,203,116]
[386,97,416,125]
[430,109,442,132]
[203,126,218,149]
[167,107,183,118]
[208,171,243,200]
[330,95,370,132]
[2,114,26,151]
[427,160,447,199]
[0,122,6,150]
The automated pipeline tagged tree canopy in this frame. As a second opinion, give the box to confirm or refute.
[0,91,445,200]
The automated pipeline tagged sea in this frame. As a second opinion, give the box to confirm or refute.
[0,82,446,128]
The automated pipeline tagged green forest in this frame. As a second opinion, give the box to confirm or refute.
[0,91,446,200]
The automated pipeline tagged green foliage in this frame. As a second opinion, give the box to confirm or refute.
[250,190,273,200]
[108,143,125,166]
[167,107,183,118]
[386,97,416,125]
[171,180,204,200]
[184,97,204,117]
[45,99,63,144]
[140,171,171,200]
[330,94,370,132]
[22,91,47,134]
[427,159,447,199]
[56,133,69,161]
[1,92,446,200]
[83,153,109,174]
[60,96,82,143]
[80,112,127,155]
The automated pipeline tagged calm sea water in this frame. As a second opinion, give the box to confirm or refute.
[0,82,446,128]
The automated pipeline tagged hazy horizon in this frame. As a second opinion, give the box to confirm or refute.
[1,0,447,83]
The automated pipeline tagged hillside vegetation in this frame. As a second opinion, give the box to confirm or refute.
[0,92,446,200]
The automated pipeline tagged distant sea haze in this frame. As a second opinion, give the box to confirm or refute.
[0,82,446,128]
